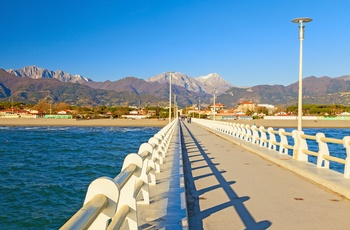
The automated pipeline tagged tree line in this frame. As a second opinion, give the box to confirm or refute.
[286,104,350,116]
[0,100,171,119]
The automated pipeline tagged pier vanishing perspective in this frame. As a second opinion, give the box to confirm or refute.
[61,119,350,229]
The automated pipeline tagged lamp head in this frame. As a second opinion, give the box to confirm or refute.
[292,17,312,23]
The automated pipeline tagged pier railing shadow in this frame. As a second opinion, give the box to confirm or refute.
[181,122,271,229]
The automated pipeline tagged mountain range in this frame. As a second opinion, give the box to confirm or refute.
[2,66,350,108]
[7,66,92,83]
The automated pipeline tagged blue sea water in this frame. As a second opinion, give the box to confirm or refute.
[1,126,349,229]
[0,126,160,229]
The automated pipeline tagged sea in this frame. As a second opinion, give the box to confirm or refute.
[0,126,161,229]
[0,126,349,229]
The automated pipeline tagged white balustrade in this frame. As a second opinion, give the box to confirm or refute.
[192,118,350,178]
[61,119,178,229]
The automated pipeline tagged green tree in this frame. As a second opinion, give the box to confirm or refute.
[33,100,50,113]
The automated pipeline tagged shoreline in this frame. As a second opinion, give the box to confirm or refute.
[1,118,350,128]
[0,118,169,127]
[228,119,350,128]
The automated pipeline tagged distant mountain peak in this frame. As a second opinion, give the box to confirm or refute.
[196,73,220,81]
[196,73,234,94]
[6,66,92,83]
[146,72,205,93]
[145,72,235,94]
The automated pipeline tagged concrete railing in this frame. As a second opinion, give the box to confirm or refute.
[60,119,178,230]
[193,118,350,178]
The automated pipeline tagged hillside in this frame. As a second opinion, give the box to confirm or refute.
[3,66,350,108]
[0,69,163,107]
[219,75,350,107]
[84,76,212,105]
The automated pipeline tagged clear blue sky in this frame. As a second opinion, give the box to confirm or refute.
[1,0,349,87]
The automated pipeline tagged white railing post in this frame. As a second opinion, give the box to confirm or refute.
[343,136,350,178]
[293,130,308,161]
[316,133,330,168]
[234,123,239,138]
[112,154,143,230]
[229,124,234,136]
[239,124,245,140]
[84,178,121,229]
[154,133,166,161]
[245,125,252,142]
[138,143,156,186]
[268,128,277,150]
[278,129,288,154]
[60,177,120,230]
[251,125,259,144]
[148,137,162,171]
[259,126,268,147]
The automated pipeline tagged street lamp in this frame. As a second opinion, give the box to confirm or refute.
[213,88,217,121]
[174,95,177,119]
[198,98,201,119]
[292,17,312,134]
[169,72,172,123]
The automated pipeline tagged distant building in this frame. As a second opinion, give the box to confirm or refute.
[129,110,139,115]
[209,103,226,115]
[275,111,288,116]
[257,104,275,114]
[337,112,350,117]
[122,109,150,119]
[147,110,156,117]
[57,110,70,115]
[0,109,38,118]
[238,101,255,113]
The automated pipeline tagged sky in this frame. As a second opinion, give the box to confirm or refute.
[1,0,350,87]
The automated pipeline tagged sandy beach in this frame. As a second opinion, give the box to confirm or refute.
[1,118,350,128]
[0,118,169,127]
[228,119,350,128]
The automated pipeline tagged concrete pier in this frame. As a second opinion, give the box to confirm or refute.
[180,121,350,229]
[136,124,188,229]
[137,121,350,229]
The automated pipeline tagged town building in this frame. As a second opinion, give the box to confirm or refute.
[237,101,255,113]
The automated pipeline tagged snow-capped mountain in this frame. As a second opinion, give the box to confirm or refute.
[147,72,234,94]
[146,72,234,94]
[146,72,205,93]
[6,66,235,95]
[6,66,92,83]
[196,73,234,94]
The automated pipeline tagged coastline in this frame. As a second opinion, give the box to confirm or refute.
[230,119,350,128]
[0,118,169,127]
[1,118,350,128]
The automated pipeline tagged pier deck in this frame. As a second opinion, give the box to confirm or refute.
[180,121,350,229]
[137,121,350,229]
[136,124,187,229]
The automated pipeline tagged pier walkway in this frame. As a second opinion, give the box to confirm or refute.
[180,121,350,229]
[135,120,350,229]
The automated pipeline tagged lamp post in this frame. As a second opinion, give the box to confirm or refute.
[213,88,216,121]
[292,17,312,134]
[174,95,177,119]
[198,98,201,119]
[169,72,172,123]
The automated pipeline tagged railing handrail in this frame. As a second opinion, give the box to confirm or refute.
[192,118,350,179]
[60,194,108,230]
[320,136,343,144]
[61,119,178,229]
[114,164,138,189]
